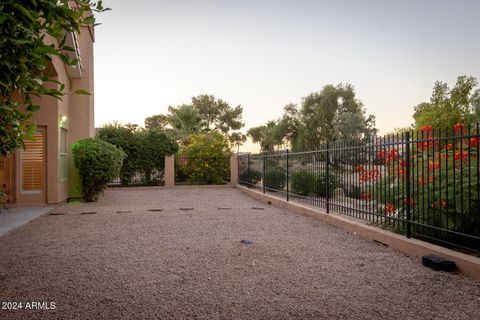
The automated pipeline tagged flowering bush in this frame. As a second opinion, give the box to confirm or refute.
[371,124,480,245]
[178,132,231,184]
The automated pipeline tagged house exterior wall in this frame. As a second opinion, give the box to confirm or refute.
[9,26,95,206]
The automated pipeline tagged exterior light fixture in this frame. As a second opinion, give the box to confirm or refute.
[60,115,68,128]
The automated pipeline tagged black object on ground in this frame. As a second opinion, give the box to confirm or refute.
[81,211,97,215]
[49,213,65,216]
[147,209,163,212]
[252,207,264,210]
[117,210,133,213]
[218,207,232,210]
[422,254,457,272]
[241,239,253,245]
[180,208,194,211]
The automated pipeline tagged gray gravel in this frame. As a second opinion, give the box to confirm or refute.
[0,186,479,320]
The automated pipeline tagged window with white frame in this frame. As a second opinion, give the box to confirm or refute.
[60,128,67,181]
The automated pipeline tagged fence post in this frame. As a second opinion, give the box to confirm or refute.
[247,153,250,184]
[262,155,266,194]
[326,143,330,214]
[286,149,289,201]
[405,132,412,238]
[230,155,238,187]
[165,155,175,188]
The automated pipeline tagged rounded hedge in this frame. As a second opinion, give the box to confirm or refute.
[264,167,286,191]
[72,138,125,202]
[239,169,262,186]
[290,170,316,196]
[290,170,336,198]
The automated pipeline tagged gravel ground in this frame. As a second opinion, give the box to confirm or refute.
[0,186,479,320]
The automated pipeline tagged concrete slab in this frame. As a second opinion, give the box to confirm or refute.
[0,206,54,237]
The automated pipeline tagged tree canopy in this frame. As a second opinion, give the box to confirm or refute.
[0,0,107,156]
[145,94,246,150]
[413,75,479,131]
[191,94,243,133]
[248,84,377,152]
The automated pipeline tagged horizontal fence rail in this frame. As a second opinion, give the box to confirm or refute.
[175,156,230,185]
[238,126,480,252]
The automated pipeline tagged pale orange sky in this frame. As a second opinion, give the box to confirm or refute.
[94,0,480,152]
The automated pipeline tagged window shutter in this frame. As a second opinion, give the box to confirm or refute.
[22,133,44,191]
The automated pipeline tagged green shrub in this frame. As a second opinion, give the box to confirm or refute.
[137,128,178,183]
[290,170,337,197]
[315,172,337,197]
[97,123,140,186]
[290,170,316,196]
[344,183,362,199]
[72,138,125,202]
[239,169,262,186]
[264,167,286,191]
[179,132,231,184]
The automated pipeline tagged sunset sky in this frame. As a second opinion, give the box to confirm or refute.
[94,0,480,151]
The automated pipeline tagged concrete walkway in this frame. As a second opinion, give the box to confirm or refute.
[0,206,54,236]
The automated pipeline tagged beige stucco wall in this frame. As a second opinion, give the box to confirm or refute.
[14,27,95,205]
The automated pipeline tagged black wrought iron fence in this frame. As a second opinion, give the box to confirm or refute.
[175,156,230,185]
[238,125,480,252]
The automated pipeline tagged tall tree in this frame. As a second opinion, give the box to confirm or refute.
[0,0,107,156]
[191,94,244,133]
[145,114,168,130]
[276,103,305,151]
[229,132,247,153]
[300,83,375,150]
[413,76,479,130]
[249,84,376,152]
[247,121,285,152]
[166,104,202,142]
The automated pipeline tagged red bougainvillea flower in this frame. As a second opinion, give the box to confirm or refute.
[470,137,479,147]
[454,151,468,161]
[431,201,436,209]
[362,192,372,201]
[397,168,404,178]
[444,143,453,151]
[419,125,432,135]
[454,122,465,135]
[403,197,414,206]
[356,165,364,172]
[428,160,440,170]
[389,149,398,159]
[417,140,437,151]
[359,169,381,182]
[377,150,386,159]
[384,203,396,214]
[418,177,423,187]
